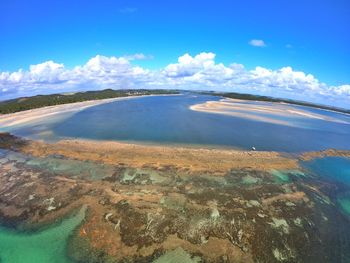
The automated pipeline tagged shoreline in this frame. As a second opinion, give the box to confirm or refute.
[1,132,350,262]
[14,136,350,170]
[300,149,350,161]
[211,93,350,116]
[0,133,299,173]
[0,94,180,129]
[1,91,349,158]
[189,98,350,126]
[276,99,350,117]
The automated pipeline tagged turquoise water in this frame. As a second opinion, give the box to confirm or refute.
[302,157,350,216]
[0,149,114,181]
[270,169,306,184]
[338,194,350,216]
[302,157,350,187]
[26,156,115,180]
[270,170,291,183]
[4,94,350,152]
[0,206,86,263]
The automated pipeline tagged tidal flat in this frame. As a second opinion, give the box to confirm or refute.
[0,133,350,262]
[190,98,350,128]
[2,94,350,152]
[0,92,350,263]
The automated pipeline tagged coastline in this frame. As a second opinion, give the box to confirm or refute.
[1,132,350,262]
[208,93,350,116]
[300,149,350,161]
[221,95,350,117]
[189,98,350,126]
[0,134,299,174]
[0,94,179,129]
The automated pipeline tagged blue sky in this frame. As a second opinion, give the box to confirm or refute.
[0,0,349,107]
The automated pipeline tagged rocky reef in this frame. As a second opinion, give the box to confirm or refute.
[0,133,350,262]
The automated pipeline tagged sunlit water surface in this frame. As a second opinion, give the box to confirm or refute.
[0,207,86,263]
[302,157,350,216]
[1,95,350,262]
[3,94,350,152]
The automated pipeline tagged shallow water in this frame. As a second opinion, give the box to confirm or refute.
[3,94,350,152]
[0,206,86,263]
[338,193,350,216]
[302,157,350,187]
[0,149,114,181]
[0,148,350,261]
[1,95,350,261]
[26,156,115,180]
[302,157,350,216]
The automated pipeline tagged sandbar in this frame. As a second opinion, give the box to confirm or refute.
[190,98,350,126]
[0,95,169,129]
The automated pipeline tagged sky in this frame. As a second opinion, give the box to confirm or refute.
[0,0,349,108]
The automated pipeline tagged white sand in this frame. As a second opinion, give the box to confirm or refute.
[190,98,350,126]
[0,96,144,129]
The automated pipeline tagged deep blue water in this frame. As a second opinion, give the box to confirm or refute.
[302,157,350,187]
[302,157,350,216]
[6,94,350,152]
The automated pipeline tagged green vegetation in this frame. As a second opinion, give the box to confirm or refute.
[202,91,350,115]
[0,89,179,114]
[3,89,348,115]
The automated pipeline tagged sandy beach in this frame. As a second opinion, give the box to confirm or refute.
[0,95,162,129]
[190,98,350,126]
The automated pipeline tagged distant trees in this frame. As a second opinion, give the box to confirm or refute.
[0,89,179,114]
[2,89,347,115]
[203,91,350,115]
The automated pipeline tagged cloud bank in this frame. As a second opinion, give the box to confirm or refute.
[1,52,349,108]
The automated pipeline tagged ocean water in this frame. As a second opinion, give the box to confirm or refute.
[302,157,350,187]
[302,157,350,216]
[0,149,114,180]
[1,94,350,262]
[5,94,350,152]
[338,194,350,216]
[0,206,86,263]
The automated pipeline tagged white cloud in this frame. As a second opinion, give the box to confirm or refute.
[332,84,350,96]
[0,52,349,109]
[124,53,153,61]
[163,52,218,78]
[249,39,266,47]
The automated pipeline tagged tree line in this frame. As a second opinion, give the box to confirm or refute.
[0,89,179,114]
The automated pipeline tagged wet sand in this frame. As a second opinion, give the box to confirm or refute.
[190,98,350,126]
[0,95,172,129]
[0,92,350,262]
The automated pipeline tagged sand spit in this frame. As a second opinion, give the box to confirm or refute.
[190,98,350,126]
[0,95,171,129]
